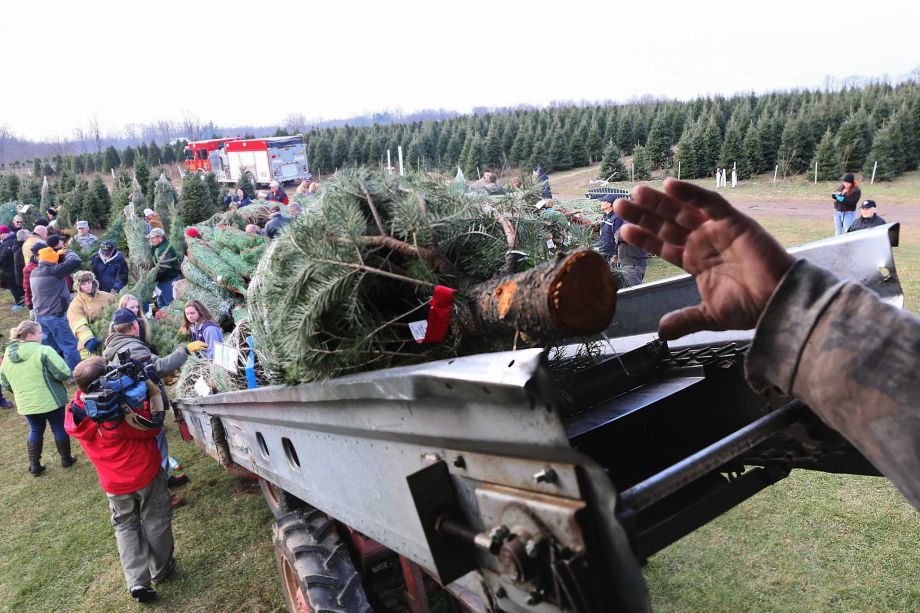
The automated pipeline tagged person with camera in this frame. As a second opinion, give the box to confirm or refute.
[0,320,76,476]
[831,172,862,236]
[66,355,175,604]
[103,308,207,507]
[67,270,117,360]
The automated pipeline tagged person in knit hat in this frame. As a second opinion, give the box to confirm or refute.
[832,172,862,236]
[91,240,129,293]
[67,270,117,359]
[30,246,82,371]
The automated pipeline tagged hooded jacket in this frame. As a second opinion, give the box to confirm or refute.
[65,390,161,495]
[102,332,189,376]
[90,248,129,293]
[67,271,117,351]
[30,250,81,319]
[0,233,18,275]
[0,340,71,415]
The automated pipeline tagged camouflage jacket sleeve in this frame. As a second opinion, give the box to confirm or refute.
[745,259,920,510]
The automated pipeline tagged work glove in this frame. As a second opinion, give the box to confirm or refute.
[84,337,102,353]
[186,341,208,354]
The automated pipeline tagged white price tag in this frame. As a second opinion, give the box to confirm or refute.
[212,342,240,373]
[546,239,555,249]
[193,378,211,397]
[408,320,428,342]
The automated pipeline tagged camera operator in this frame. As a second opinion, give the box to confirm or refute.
[104,308,208,508]
[65,356,174,603]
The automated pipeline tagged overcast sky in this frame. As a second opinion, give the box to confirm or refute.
[2,0,917,141]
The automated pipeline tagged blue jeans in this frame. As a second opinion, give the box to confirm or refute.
[24,407,68,443]
[834,210,855,236]
[156,277,179,308]
[37,315,80,371]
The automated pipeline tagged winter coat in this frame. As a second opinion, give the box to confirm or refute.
[102,332,189,376]
[596,211,624,258]
[0,341,71,415]
[847,213,887,233]
[22,261,37,309]
[265,188,289,205]
[223,194,252,207]
[67,273,117,352]
[30,250,81,318]
[189,320,223,360]
[265,212,291,239]
[109,316,152,347]
[0,234,18,279]
[71,232,99,250]
[13,240,25,290]
[91,249,129,293]
[832,185,861,212]
[536,172,553,199]
[152,240,181,282]
[65,391,161,495]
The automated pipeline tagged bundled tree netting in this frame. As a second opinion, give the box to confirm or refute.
[154,173,177,232]
[172,278,236,328]
[123,205,153,277]
[248,168,617,384]
[186,237,249,296]
[0,203,18,227]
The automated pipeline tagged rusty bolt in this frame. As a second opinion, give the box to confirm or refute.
[533,467,558,485]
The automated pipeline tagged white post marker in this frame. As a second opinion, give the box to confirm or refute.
[731,164,737,188]
[715,169,720,188]
[773,164,779,185]
[397,146,404,176]
[871,160,878,184]
[677,160,681,181]
[814,160,818,185]
[387,150,392,175]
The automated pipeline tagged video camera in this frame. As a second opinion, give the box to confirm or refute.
[82,350,165,429]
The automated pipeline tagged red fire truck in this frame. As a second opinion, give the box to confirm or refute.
[183,135,310,187]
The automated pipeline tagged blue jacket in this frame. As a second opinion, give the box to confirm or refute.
[190,320,224,361]
[596,211,623,257]
[31,251,81,318]
[223,194,252,207]
[91,250,129,293]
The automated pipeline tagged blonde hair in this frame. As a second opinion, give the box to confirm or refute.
[10,320,41,341]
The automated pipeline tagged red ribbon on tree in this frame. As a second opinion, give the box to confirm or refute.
[412,285,455,344]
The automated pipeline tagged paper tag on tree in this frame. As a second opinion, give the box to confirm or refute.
[546,239,555,249]
[194,378,211,397]
[212,342,240,373]
[410,285,455,343]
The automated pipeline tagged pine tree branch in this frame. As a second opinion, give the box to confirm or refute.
[311,256,435,288]
[357,235,460,278]
[360,183,388,236]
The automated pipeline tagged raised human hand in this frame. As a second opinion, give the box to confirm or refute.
[614,179,795,340]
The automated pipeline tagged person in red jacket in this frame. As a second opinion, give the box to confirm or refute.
[265,180,289,205]
[65,356,176,604]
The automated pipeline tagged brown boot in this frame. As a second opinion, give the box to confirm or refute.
[55,438,77,468]
[27,440,45,476]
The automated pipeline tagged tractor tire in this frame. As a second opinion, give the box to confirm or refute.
[273,507,373,613]
[260,477,306,519]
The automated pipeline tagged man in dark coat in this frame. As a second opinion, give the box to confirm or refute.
[0,225,24,309]
[91,240,130,293]
[148,228,181,308]
[265,206,291,239]
[532,165,553,199]
[846,200,887,233]
[595,194,624,263]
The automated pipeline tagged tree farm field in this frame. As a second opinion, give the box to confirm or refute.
[0,173,918,612]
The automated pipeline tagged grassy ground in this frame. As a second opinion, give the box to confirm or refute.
[0,179,918,611]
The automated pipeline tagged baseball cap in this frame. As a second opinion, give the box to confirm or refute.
[598,194,619,203]
[860,199,877,209]
[143,208,155,217]
[147,227,166,239]
[112,308,137,326]
[100,240,116,253]
[76,220,89,229]
[30,241,47,256]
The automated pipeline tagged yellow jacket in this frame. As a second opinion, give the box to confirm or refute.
[66,285,117,351]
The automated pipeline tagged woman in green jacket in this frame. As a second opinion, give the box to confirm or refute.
[0,320,76,475]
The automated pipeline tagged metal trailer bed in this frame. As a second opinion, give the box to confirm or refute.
[176,224,901,613]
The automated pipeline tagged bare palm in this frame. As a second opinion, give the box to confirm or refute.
[614,180,795,340]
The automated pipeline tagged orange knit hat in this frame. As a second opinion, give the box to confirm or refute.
[37,247,60,264]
